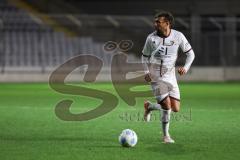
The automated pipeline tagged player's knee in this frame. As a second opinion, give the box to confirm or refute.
[171,107,180,112]
[159,102,171,110]
[171,103,180,112]
[170,98,180,112]
[158,97,171,110]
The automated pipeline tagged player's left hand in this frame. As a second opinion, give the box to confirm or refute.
[178,67,187,76]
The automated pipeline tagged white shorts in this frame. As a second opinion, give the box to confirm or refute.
[151,81,180,102]
[149,65,180,102]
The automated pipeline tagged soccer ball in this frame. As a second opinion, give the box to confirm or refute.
[118,129,138,147]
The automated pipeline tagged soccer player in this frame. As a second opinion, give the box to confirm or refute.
[142,11,195,143]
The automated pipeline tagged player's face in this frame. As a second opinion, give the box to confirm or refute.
[154,17,170,33]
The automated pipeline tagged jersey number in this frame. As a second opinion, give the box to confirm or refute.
[156,46,168,57]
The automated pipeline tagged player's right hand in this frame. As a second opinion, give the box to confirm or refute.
[178,67,187,76]
[144,73,152,82]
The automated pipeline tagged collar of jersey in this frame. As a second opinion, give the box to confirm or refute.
[156,29,171,38]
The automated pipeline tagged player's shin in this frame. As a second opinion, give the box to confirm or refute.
[161,109,171,137]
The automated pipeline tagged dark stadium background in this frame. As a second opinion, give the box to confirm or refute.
[1,0,239,81]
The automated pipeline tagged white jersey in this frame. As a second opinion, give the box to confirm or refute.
[142,29,192,70]
[141,29,195,101]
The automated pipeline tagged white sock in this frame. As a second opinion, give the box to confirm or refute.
[161,109,171,137]
[148,103,161,110]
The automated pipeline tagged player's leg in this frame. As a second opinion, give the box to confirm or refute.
[144,98,164,121]
[143,80,174,143]
[170,97,180,112]
[143,94,169,121]
[169,84,181,112]
[143,93,168,121]
[158,96,175,143]
[144,66,166,120]
[144,82,163,121]
[144,100,160,121]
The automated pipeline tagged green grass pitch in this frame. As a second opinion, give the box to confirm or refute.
[0,82,240,160]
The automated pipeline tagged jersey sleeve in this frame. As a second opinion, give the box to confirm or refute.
[142,36,153,57]
[179,33,192,53]
[179,33,195,72]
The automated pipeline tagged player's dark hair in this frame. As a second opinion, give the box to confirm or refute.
[154,11,175,28]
